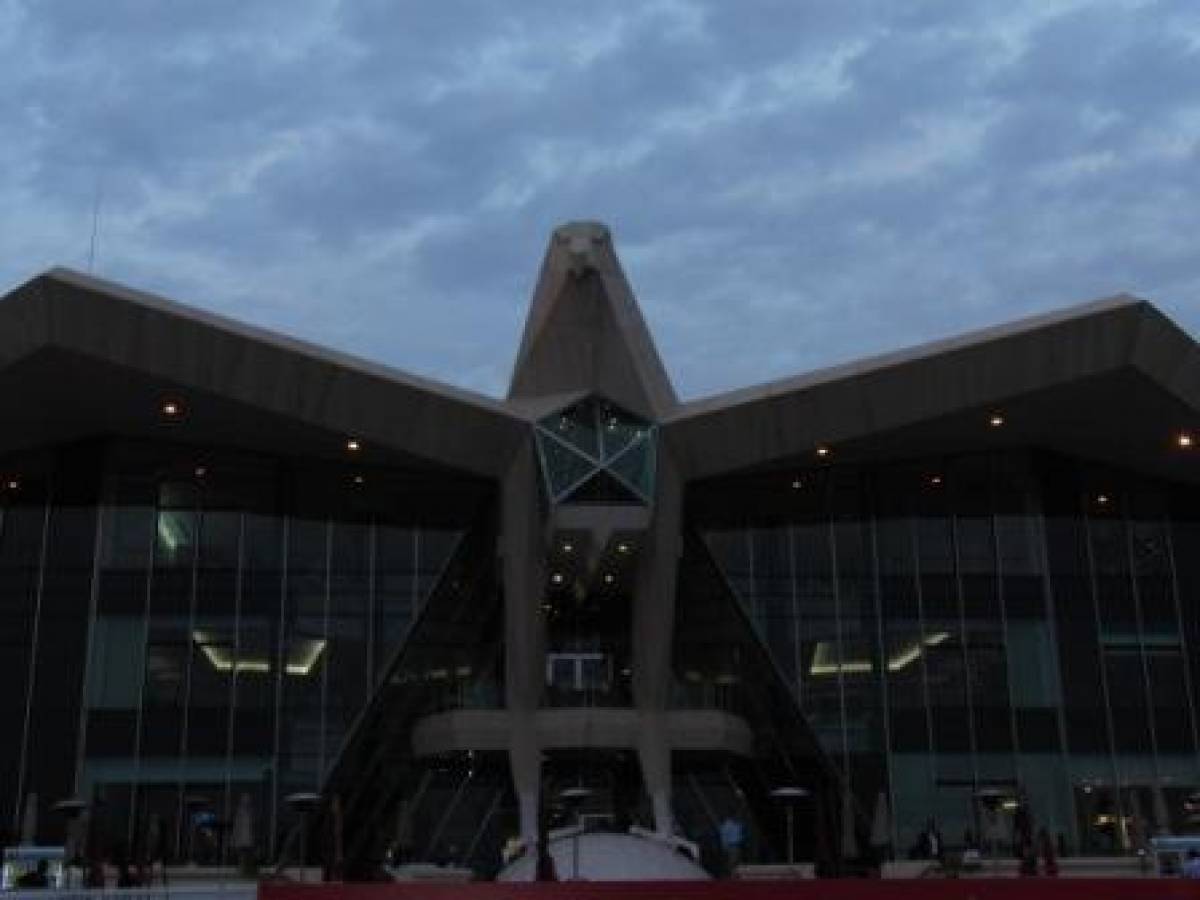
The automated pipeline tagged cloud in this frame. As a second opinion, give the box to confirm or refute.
[1,0,1197,400]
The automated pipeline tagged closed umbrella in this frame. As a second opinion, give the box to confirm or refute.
[869,792,890,853]
[20,793,37,845]
[841,790,859,860]
[231,794,254,852]
[1126,789,1145,851]
[1153,785,1171,835]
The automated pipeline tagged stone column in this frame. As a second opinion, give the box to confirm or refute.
[631,456,683,834]
[501,437,548,844]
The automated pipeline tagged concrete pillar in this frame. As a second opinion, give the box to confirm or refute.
[631,457,683,833]
[501,438,547,843]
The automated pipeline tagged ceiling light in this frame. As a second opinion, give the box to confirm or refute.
[161,400,182,417]
[1097,494,1110,505]
[353,475,365,486]
[194,466,207,479]
[1179,433,1194,449]
[551,573,564,585]
[929,475,943,486]
[562,542,574,553]
[346,439,361,452]
[603,573,615,584]
[5,479,18,491]
[816,445,830,458]
[989,414,1004,427]
[791,478,802,490]
[617,542,630,554]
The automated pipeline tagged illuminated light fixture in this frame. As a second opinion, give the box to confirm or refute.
[551,572,565,585]
[1097,494,1110,505]
[810,631,951,676]
[989,413,1005,427]
[791,478,803,490]
[193,631,325,676]
[617,542,630,554]
[562,542,574,553]
[603,573,615,584]
[5,479,18,491]
[816,445,831,458]
[929,475,943,486]
[285,639,326,675]
[194,466,207,479]
[1000,799,1020,811]
[346,438,361,452]
[353,474,365,486]
[161,400,183,418]
[810,642,872,676]
[1180,433,1194,449]
[157,513,188,552]
[455,666,472,678]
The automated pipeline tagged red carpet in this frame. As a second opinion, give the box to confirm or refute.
[263,879,1200,900]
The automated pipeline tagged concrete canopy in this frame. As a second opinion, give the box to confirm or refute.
[662,296,1200,485]
[3,227,1196,488]
[0,267,526,478]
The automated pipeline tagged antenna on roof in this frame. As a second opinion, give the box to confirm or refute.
[86,173,104,273]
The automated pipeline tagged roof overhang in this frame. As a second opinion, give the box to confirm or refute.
[664,295,1200,485]
[0,269,526,478]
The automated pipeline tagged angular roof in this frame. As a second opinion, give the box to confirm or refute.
[1,224,1197,486]
[0,267,525,477]
[662,294,1200,482]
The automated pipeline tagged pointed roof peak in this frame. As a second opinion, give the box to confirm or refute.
[508,222,677,420]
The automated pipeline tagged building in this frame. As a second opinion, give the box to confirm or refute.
[0,222,1198,877]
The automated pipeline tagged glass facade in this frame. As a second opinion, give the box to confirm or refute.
[686,450,1200,859]
[0,439,493,866]
[534,397,656,504]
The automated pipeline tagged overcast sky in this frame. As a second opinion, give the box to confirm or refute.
[2,1,1198,401]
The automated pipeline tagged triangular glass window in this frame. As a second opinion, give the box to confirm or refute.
[537,433,597,500]
[546,399,602,460]
[535,395,656,506]
[562,470,642,504]
[607,436,654,500]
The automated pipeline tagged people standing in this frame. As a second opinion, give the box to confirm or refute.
[718,816,745,876]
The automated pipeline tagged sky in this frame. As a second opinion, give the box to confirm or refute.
[1,0,1198,402]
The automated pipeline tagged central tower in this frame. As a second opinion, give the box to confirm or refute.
[503,221,686,844]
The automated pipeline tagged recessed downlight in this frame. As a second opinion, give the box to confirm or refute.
[816,445,830,458]
[1097,493,1110,506]
[929,475,943,486]
[1179,433,1194,449]
[989,413,1005,428]
[603,573,615,584]
[161,400,183,418]
[617,542,630,554]
[551,572,565,585]
[562,542,574,553]
[346,438,361,452]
